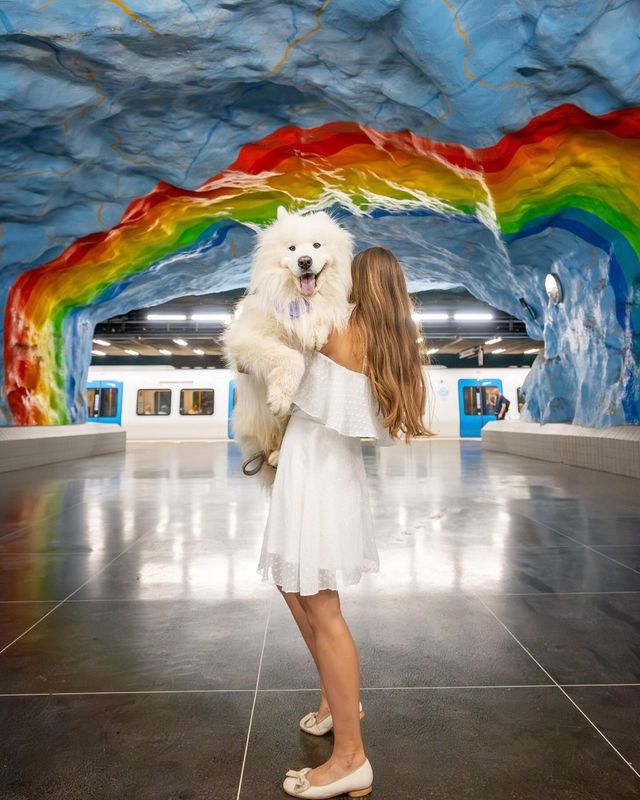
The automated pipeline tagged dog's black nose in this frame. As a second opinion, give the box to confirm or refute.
[297,256,313,270]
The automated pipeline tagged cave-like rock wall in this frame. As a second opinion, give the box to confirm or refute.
[1,1,639,427]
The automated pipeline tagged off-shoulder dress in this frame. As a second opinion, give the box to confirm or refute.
[257,349,392,596]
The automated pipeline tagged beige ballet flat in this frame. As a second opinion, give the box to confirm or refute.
[283,758,373,798]
[299,701,364,736]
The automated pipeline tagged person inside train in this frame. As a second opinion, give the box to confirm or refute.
[495,390,509,420]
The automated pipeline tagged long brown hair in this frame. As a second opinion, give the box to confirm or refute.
[349,247,432,441]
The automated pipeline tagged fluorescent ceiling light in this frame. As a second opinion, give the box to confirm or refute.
[524,348,540,354]
[192,348,205,355]
[147,313,187,321]
[158,349,172,356]
[191,313,232,323]
[484,336,502,345]
[454,312,494,321]
[412,312,449,321]
[492,348,506,354]
[93,338,111,347]
[427,347,439,354]
[91,349,106,356]
[172,338,188,347]
[124,349,139,356]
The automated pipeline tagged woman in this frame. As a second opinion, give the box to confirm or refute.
[257,246,431,798]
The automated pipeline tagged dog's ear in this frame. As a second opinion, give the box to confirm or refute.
[313,210,331,222]
[276,205,289,221]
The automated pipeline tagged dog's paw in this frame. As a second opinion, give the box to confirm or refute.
[266,382,296,417]
[266,353,305,417]
[267,449,280,468]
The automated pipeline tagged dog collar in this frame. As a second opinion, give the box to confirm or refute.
[288,298,312,319]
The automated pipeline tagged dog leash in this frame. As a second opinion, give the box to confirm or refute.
[242,450,266,476]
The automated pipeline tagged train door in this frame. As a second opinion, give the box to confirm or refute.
[86,380,123,425]
[457,378,503,437]
[227,379,236,439]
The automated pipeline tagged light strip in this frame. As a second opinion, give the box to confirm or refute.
[491,348,506,354]
[191,313,232,323]
[427,347,439,354]
[158,349,172,356]
[454,312,494,321]
[192,348,205,355]
[147,313,187,321]
[524,348,540,354]
[91,349,106,356]
[412,312,449,321]
[93,338,111,347]
[124,349,139,356]
[484,336,502,345]
[172,338,188,347]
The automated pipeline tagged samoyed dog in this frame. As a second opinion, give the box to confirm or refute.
[223,206,354,485]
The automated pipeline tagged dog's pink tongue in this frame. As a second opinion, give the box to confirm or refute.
[299,273,316,297]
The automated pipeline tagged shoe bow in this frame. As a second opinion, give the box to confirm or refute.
[300,712,317,729]
[285,768,311,792]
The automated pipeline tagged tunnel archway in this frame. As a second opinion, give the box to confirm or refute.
[2,110,639,428]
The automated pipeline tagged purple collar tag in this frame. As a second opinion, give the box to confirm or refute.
[288,298,312,319]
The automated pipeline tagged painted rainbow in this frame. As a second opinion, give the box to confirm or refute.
[3,104,640,425]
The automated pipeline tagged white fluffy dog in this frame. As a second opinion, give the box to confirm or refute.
[223,206,354,485]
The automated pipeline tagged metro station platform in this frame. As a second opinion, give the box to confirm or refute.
[0,440,639,798]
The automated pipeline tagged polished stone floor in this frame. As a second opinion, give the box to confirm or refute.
[1,439,639,799]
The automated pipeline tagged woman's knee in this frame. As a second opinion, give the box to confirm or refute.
[299,590,341,630]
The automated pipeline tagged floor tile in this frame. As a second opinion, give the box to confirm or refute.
[0,554,108,601]
[260,593,550,689]
[0,599,269,693]
[593,546,640,572]
[483,594,640,684]
[564,686,640,768]
[0,691,251,800]
[73,546,271,601]
[373,541,640,594]
[0,602,57,651]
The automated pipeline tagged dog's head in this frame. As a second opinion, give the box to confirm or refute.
[250,207,353,307]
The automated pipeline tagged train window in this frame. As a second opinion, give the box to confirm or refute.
[462,386,480,416]
[87,387,119,418]
[87,388,99,418]
[180,389,214,415]
[100,388,118,418]
[137,389,172,416]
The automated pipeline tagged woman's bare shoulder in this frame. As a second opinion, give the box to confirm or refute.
[320,326,364,373]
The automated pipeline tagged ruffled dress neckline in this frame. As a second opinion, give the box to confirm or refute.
[290,349,392,444]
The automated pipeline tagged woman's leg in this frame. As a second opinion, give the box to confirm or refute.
[277,586,330,718]
[297,589,366,784]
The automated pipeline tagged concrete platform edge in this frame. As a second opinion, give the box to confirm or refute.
[482,420,640,480]
[0,424,126,474]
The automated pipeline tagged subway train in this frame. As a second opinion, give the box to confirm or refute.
[87,364,530,439]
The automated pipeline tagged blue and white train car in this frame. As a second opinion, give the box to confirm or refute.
[87,364,530,439]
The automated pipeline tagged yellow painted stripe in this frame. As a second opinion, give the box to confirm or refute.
[105,0,160,35]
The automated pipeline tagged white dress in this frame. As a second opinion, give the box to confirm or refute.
[257,350,393,596]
